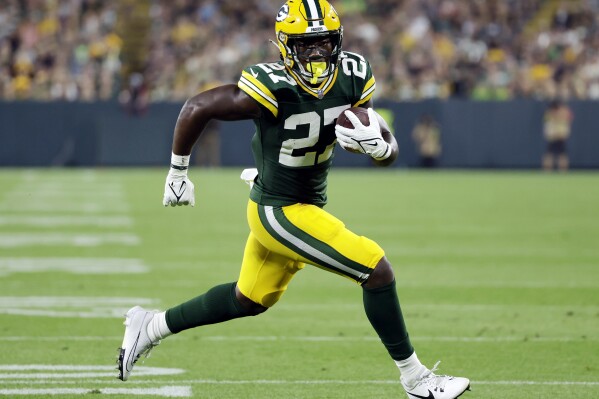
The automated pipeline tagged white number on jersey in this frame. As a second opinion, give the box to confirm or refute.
[257,63,296,86]
[279,105,350,167]
[341,52,367,79]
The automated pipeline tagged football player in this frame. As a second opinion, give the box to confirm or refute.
[118,1,470,398]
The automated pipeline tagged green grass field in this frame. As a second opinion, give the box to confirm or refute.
[0,168,598,399]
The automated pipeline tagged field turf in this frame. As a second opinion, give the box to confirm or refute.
[0,168,598,398]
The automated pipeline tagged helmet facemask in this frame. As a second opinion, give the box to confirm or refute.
[279,28,343,85]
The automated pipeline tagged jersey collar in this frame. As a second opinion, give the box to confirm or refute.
[288,66,339,99]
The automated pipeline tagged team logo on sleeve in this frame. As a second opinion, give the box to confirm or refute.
[276,4,289,22]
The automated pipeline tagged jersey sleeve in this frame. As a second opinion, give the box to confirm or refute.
[353,58,376,107]
[339,51,376,107]
[237,66,279,118]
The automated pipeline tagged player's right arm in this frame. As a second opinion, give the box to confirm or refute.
[172,84,261,155]
[163,84,261,207]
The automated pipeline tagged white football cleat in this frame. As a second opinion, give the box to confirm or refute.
[117,306,161,381]
[401,361,470,399]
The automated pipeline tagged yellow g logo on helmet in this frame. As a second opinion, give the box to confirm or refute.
[275,0,343,84]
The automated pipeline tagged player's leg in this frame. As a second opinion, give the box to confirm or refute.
[254,202,414,357]
[254,201,469,398]
[267,204,417,360]
[155,231,301,338]
[362,258,469,398]
[236,231,305,308]
[118,221,301,380]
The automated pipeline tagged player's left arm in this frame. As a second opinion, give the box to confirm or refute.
[361,99,398,167]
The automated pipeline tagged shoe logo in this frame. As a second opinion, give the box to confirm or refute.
[169,181,186,202]
[407,389,435,399]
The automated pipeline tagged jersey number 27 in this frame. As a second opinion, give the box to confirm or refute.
[279,104,349,167]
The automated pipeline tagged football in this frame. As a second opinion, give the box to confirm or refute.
[336,107,370,128]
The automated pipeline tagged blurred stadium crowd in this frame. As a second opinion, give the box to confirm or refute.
[1,0,599,102]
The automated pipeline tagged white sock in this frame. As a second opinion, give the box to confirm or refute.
[395,352,427,385]
[146,311,172,343]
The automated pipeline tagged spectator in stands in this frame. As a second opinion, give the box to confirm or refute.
[118,72,149,116]
[2,0,599,102]
[542,99,573,171]
[412,114,442,168]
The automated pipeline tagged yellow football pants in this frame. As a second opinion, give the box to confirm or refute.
[237,200,384,307]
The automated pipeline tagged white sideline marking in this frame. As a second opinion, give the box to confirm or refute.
[476,380,599,386]
[5,379,599,387]
[0,203,129,213]
[0,309,128,318]
[0,258,148,276]
[395,280,599,288]
[0,386,191,397]
[179,379,599,387]
[0,215,133,227]
[0,336,123,341]
[0,365,185,380]
[200,335,598,343]
[276,303,599,312]
[0,297,155,307]
[0,297,157,318]
[0,233,140,247]
[386,246,599,258]
[0,335,595,343]
[7,189,125,198]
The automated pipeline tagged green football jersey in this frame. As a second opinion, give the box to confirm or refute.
[238,51,376,206]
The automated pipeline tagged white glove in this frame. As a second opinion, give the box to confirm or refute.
[335,108,391,160]
[163,153,195,207]
[240,168,258,189]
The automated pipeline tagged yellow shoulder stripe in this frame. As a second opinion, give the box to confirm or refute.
[238,71,278,117]
[363,76,376,94]
[353,76,376,107]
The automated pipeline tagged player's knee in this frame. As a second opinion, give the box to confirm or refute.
[362,257,395,289]
[244,302,269,316]
[235,286,269,316]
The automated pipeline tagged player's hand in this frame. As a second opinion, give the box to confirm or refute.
[163,171,195,207]
[335,108,391,160]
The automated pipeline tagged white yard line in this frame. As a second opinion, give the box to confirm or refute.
[276,303,599,311]
[0,365,184,377]
[0,233,140,247]
[6,190,126,198]
[0,386,191,397]
[0,297,155,307]
[0,203,130,213]
[0,336,123,341]
[0,296,157,318]
[0,215,133,227]
[0,257,148,275]
[5,379,597,387]
[0,365,595,390]
[0,335,594,343]
[179,379,599,387]
[0,309,128,318]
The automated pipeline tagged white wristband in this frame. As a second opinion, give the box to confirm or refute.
[170,153,190,171]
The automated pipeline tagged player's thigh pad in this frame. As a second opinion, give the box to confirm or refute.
[247,200,384,285]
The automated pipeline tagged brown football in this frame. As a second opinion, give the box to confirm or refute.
[336,107,370,128]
